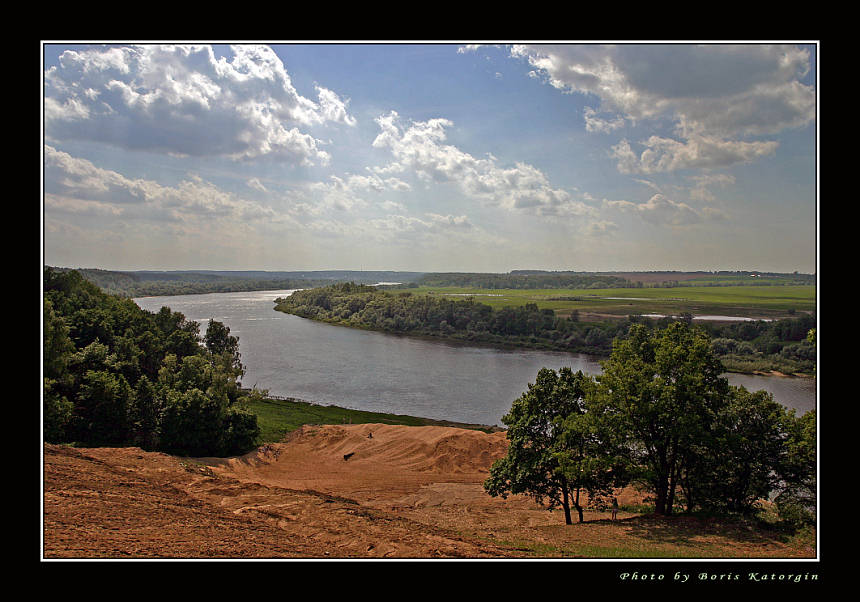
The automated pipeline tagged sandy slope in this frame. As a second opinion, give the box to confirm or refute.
[42,423,813,559]
[43,424,547,558]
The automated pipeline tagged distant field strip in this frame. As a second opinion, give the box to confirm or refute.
[417,285,816,317]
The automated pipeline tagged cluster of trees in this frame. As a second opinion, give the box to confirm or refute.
[275,283,630,355]
[699,313,816,374]
[416,272,630,289]
[43,268,263,456]
[277,284,817,373]
[484,323,816,525]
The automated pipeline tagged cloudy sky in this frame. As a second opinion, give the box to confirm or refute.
[42,42,818,273]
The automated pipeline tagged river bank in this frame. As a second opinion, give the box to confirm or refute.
[133,289,816,427]
[273,305,816,379]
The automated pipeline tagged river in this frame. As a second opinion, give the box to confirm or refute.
[133,289,817,427]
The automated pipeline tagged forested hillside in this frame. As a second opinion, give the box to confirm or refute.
[50,267,424,298]
[43,267,264,456]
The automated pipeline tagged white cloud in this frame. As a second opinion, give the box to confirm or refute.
[605,193,708,226]
[610,134,778,174]
[247,177,268,192]
[583,106,625,133]
[688,173,736,202]
[303,172,413,213]
[371,111,594,218]
[44,145,283,226]
[44,44,355,165]
[509,44,814,172]
[586,220,619,236]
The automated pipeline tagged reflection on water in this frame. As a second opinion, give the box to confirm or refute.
[134,290,816,426]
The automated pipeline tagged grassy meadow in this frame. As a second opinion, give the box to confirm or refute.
[411,284,816,320]
[245,395,502,445]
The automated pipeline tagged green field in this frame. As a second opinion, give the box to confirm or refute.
[411,285,816,320]
[245,395,502,444]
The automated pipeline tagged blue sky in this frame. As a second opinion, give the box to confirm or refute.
[42,42,818,273]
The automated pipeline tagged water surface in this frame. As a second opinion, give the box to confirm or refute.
[134,289,816,426]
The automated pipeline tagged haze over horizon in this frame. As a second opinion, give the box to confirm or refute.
[43,42,818,275]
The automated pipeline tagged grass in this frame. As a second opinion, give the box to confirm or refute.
[412,284,816,319]
[244,394,501,445]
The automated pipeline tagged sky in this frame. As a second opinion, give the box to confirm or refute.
[42,42,818,274]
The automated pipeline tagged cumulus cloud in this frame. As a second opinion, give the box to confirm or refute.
[303,172,413,213]
[44,44,355,165]
[371,111,594,218]
[586,220,619,236]
[610,134,779,174]
[509,44,814,172]
[44,145,281,225]
[247,177,268,193]
[583,106,625,133]
[688,173,736,202]
[605,193,709,226]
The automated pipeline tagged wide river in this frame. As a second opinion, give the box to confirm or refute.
[134,289,817,427]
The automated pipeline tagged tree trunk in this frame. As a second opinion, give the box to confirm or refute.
[654,473,668,515]
[574,487,584,523]
[561,478,572,525]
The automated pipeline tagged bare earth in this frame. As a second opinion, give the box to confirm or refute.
[43,423,816,559]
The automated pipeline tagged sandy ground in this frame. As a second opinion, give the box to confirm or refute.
[42,423,814,560]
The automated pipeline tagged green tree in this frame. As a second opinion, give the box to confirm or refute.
[773,409,816,525]
[599,322,729,515]
[204,318,242,369]
[70,370,133,446]
[484,367,597,524]
[683,387,796,514]
[43,267,262,457]
[553,377,631,522]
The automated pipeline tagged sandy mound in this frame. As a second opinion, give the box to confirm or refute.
[208,424,509,503]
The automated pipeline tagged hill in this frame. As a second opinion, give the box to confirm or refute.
[43,424,816,559]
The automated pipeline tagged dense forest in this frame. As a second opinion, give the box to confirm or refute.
[275,283,816,375]
[43,267,265,456]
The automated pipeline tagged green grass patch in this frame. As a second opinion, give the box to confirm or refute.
[244,394,501,445]
[413,285,815,318]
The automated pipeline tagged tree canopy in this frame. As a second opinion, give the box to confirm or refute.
[43,267,262,456]
[485,321,816,524]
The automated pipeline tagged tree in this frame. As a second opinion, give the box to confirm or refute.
[773,409,817,525]
[43,267,263,457]
[70,370,133,446]
[204,318,241,365]
[598,322,729,515]
[553,377,631,522]
[683,386,797,514]
[484,367,599,524]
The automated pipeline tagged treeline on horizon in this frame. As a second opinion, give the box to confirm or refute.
[54,266,815,298]
[51,267,425,298]
[413,270,815,289]
[275,283,817,375]
[43,267,266,457]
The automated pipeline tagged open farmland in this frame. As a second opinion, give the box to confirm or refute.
[415,284,816,321]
